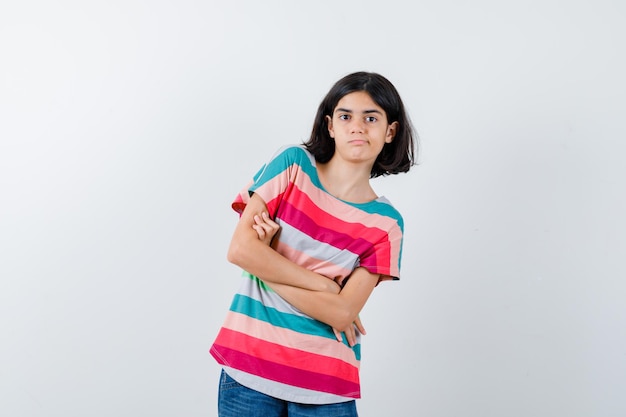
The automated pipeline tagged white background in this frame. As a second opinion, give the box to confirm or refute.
[1,1,625,416]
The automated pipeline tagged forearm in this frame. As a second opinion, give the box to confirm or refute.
[228,238,336,292]
[266,267,379,329]
[227,193,338,293]
[267,283,351,329]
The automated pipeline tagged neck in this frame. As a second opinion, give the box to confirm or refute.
[317,159,377,203]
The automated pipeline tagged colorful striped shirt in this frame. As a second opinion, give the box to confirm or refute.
[210,145,404,404]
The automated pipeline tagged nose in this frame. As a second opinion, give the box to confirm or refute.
[350,118,365,133]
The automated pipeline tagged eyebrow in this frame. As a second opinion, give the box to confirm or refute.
[335,108,383,115]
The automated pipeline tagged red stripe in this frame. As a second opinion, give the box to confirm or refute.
[284,186,389,243]
[213,328,359,382]
[211,343,360,398]
[278,201,393,272]
[233,179,395,275]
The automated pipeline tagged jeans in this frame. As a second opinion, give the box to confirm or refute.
[218,369,358,417]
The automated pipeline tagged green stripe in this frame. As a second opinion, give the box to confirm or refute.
[242,270,273,292]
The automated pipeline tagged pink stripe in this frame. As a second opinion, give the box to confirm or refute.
[294,175,398,230]
[279,200,390,260]
[222,312,359,367]
[278,199,395,275]
[272,242,354,279]
[231,179,287,221]
[232,170,401,277]
[283,187,390,243]
[213,327,359,384]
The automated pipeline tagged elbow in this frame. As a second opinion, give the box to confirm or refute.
[226,239,246,266]
[227,236,262,270]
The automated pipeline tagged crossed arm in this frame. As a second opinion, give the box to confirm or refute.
[227,193,379,342]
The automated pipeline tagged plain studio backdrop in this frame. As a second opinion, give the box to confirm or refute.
[1,1,625,416]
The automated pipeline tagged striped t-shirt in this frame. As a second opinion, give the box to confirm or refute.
[210,145,404,404]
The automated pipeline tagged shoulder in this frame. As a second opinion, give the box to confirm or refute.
[369,197,405,231]
[270,144,315,164]
[264,144,316,174]
[252,145,316,182]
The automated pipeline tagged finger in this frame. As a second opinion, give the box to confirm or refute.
[354,315,366,335]
[261,211,274,223]
[253,214,264,227]
[256,213,278,234]
[345,325,356,347]
[252,215,276,241]
[332,328,343,343]
[261,212,281,230]
[260,221,277,234]
[252,224,266,239]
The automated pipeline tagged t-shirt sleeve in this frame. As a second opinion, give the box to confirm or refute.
[231,145,301,217]
[359,208,404,284]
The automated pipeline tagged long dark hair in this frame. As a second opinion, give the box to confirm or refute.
[303,71,417,178]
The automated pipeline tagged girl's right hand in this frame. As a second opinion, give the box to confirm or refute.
[252,212,281,246]
[253,211,342,295]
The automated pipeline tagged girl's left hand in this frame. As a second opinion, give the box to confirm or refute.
[333,315,366,347]
[252,212,281,246]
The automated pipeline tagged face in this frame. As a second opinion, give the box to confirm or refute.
[326,91,398,167]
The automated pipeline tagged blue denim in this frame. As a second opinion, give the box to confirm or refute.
[218,369,359,417]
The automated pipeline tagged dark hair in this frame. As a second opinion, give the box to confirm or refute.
[303,71,417,178]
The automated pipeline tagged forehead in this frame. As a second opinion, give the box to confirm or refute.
[333,91,382,113]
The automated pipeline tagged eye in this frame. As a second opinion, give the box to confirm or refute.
[338,114,350,121]
[365,116,377,123]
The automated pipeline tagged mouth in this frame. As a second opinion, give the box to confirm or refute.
[348,139,367,145]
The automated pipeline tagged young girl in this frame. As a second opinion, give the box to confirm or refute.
[210,71,416,417]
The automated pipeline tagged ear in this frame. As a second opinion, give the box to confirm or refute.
[326,115,335,138]
[385,121,399,143]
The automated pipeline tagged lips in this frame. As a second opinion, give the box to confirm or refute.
[349,139,367,145]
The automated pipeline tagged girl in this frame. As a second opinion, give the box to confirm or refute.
[210,71,416,417]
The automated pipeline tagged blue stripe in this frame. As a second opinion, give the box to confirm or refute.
[229,293,361,360]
